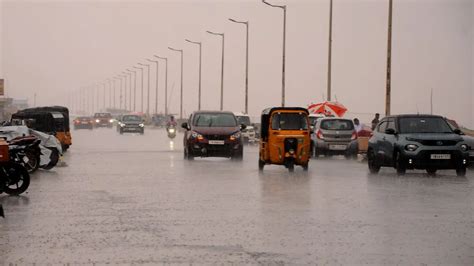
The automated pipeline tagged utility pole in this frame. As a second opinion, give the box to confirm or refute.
[385,0,393,116]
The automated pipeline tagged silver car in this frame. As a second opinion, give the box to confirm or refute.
[312,118,358,159]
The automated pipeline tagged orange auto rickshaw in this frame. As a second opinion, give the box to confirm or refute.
[258,107,311,172]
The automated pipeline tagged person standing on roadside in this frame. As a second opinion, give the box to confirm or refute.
[354,118,363,133]
[371,113,380,130]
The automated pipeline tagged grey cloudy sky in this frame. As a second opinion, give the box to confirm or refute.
[0,0,473,126]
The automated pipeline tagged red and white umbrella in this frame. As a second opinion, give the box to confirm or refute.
[308,101,347,117]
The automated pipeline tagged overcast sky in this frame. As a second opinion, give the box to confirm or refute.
[0,0,473,126]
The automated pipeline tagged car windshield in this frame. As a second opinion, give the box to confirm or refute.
[122,115,142,122]
[271,113,308,130]
[320,119,354,130]
[193,113,237,127]
[236,116,251,126]
[94,113,111,118]
[399,117,453,133]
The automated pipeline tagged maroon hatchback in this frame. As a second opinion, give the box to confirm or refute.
[181,111,245,160]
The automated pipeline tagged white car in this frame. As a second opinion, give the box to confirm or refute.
[235,113,257,144]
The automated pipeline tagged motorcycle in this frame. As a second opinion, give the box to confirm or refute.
[8,136,41,173]
[167,126,177,139]
[0,162,30,196]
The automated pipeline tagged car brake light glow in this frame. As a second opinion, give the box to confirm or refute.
[316,130,324,140]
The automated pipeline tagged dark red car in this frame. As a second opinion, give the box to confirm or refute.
[181,111,245,160]
[73,116,93,130]
[93,113,113,128]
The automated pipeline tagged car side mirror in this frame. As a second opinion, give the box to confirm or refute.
[181,122,189,130]
[453,128,463,135]
[385,128,397,135]
[240,124,247,130]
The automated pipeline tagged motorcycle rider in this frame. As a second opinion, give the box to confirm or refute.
[166,116,177,130]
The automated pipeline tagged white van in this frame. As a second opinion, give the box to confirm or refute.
[234,113,256,144]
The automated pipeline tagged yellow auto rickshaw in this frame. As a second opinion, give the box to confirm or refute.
[258,107,311,172]
[11,106,72,151]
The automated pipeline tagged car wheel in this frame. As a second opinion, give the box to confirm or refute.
[395,152,406,176]
[232,149,243,161]
[302,163,309,171]
[119,129,123,135]
[456,167,466,177]
[426,168,437,176]
[368,149,381,174]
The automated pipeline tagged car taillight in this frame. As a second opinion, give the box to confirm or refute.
[316,130,324,140]
[351,131,358,140]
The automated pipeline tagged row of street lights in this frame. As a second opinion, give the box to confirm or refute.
[75,0,392,117]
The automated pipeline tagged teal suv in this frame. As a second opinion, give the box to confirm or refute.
[368,115,469,176]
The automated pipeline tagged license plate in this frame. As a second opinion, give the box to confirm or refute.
[81,122,88,124]
[430,154,451,160]
[329,144,347,151]
[23,157,29,163]
[209,140,225,145]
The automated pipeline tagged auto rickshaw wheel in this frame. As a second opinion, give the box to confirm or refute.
[287,161,295,172]
[258,159,265,171]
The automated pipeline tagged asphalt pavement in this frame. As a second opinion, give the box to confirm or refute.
[1,127,473,264]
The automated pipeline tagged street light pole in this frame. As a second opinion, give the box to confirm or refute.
[123,72,130,111]
[128,69,137,111]
[138,63,151,117]
[385,0,393,116]
[147,59,160,115]
[155,55,168,115]
[185,39,202,111]
[133,66,144,113]
[262,0,287,107]
[206,30,225,111]
[229,18,250,114]
[168,47,184,119]
[327,0,333,102]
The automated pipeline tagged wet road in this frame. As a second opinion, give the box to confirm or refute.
[1,127,473,264]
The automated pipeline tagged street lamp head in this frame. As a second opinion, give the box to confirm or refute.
[207,30,224,36]
[168,47,183,53]
[229,18,248,24]
[262,0,285,8]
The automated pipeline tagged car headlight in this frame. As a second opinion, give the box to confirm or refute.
[169,128,175,133]
[405,144,419,151]
[460,144,469,152]
[119,122,125,127]
[95,119,100,123]
[230,132,241,141]
[109,119,114,123]
[191,131,204,140]
[139,123,145,127]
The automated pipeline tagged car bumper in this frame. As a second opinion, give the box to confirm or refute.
[95,123,113,127]
[120,126,144,132]
[401,149,469,170]
[74,124,93,129]
[314,140,358,155]
[189,142,242,157]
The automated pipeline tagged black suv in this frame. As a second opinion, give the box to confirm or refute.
[368,115,469,176]
[181,111,245,160]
